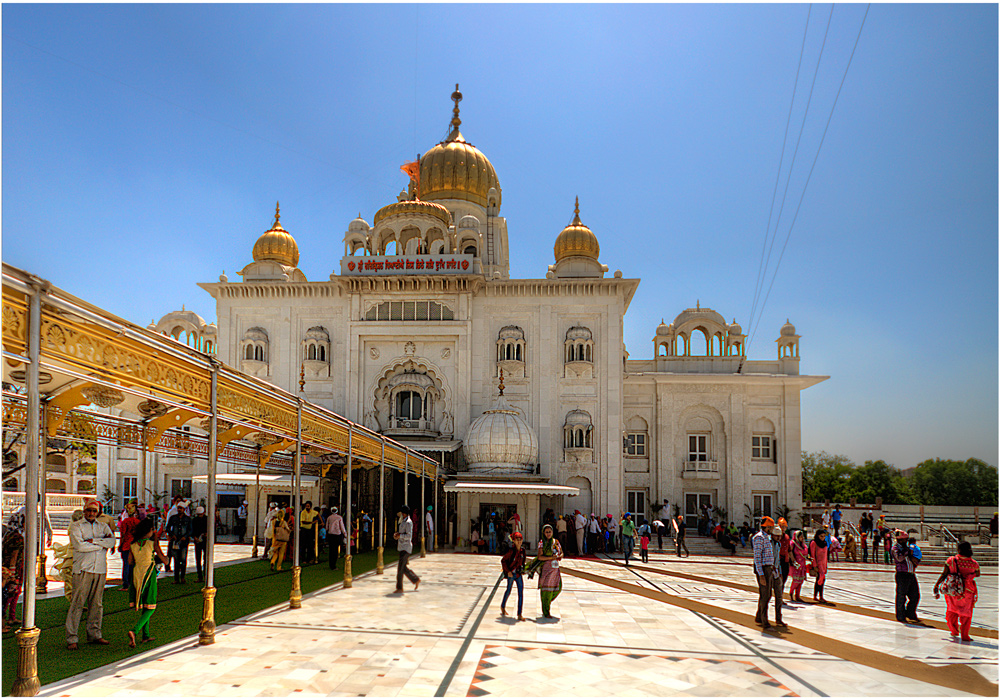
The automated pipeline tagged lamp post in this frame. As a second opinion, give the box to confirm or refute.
[344,426,353,587]
[377,437,385,574]
[12,282,42,697]
[198,362,219,645]
[290,398,302,608]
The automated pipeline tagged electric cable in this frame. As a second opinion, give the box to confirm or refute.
[748,5,813,337]
[748,4,835,343]
[747,4,871,350]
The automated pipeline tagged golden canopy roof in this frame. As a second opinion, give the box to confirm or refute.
[417,85,501,210]
[554,197,600,262]
[252,202,299,268]
[373,199,452,228]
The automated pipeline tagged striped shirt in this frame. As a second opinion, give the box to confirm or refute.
[752,530,775,575]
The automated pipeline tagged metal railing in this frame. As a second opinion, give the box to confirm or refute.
[683,461,719,474]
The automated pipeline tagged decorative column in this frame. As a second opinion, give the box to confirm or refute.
[252,449,261,558]
[35,402,48,594]
[420,459,426,558]
[343,426,353,587]
[290,398,303,609]
[13,281,42,697]
[139,424,147,515]
[376,437,385,575]
[199,361,219,646]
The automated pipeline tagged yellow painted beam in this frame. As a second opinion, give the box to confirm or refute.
[45,384,94,436]
[145,408,201,450]
[258,438,294,467]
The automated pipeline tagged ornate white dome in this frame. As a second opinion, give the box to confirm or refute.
[729,319,743,335]
[458,214,480,230]
[781,319,797,337]
[656,318,671,336]
[464,393,538,474]
[348,214,370,233]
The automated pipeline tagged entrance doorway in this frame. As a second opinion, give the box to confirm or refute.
[684,492,713,530]
[752,493,774,528]
[479,503,517,525]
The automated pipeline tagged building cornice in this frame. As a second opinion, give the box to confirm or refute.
[624,372,829,390]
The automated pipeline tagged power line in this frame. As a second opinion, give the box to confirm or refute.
[748,4,813,338]
[748,4,835,343]
[747,4,871,350]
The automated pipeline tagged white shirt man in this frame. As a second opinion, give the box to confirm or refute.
[65,501,115,649]
[658,500,674,537]
[425,507,435,552]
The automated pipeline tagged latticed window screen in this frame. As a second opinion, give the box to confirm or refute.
[365,301,454,321]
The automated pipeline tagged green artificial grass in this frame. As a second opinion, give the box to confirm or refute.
[2,548,400,694]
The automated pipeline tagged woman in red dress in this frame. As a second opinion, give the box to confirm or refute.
[933,540,980,641]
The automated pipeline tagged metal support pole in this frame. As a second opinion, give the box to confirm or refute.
[290,399,302,608]
[404,453,409,507]
[252,453,261,558]
[13,283,42,697]
[343,427,353,587]
[434,473,439,551]
[139,424,147,511]
[35,402,48,594]
[376,438,385,574]
[199,362,219,645]
[420,459,426,558]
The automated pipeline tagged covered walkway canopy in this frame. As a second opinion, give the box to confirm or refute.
[1,262,441,696]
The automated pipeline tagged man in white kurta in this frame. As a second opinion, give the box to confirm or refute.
[65,500,115,649]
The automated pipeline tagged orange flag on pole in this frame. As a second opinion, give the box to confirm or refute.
[401,160,420,197]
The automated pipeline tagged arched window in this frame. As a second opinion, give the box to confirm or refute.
[564,327,594,368]
[464,245,477,256]
[563,410,594,451]
[396,391,422,421]
[496,326,526,373]
[241,327,269,375]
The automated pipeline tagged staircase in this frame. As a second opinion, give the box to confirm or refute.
[910,541,998,568]
[651,534,752,558]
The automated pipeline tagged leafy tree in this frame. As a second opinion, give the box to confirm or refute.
[909,458,998,506]
[844,460,914,505]
[801,451,854,503]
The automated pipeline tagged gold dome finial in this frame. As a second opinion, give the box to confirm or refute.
[450,83,462,130]
[498,366,505,397]
[572,196,582,225]
[274,201,280,225]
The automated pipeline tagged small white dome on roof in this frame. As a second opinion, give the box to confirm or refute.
[656,318,671,336]
[349,214,370,233]
[729,319,743,335]
[673,306,727,329]
[458,214,480,229]
[781,319,797,337]
[464,393,538,473]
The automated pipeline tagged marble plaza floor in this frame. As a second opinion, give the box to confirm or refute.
[38,551,998,697]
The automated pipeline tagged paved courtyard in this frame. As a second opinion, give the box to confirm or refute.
[38,551,998,697]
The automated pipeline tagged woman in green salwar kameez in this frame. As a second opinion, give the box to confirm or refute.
[127,517,170,647]
[536,524,563,619]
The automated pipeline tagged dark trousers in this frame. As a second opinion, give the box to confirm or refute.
[833,521,841,538]
[396,550,419,589]
[299,528,315,562]
[895,572,920,621]
[328,533,344,569]
[756,574,782,624]
[676,535,689,557]
[120,550,132,589]
[194,540,206,580]
[657,526,664,549]
[172,541,189,582]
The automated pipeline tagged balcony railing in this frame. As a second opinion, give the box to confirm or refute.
[682,460,720,478]
[384,417,439,437]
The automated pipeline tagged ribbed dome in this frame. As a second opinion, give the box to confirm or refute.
[781,319,797,337]
[374,199,452,228]
[729,319,743,335]
[656,319,671,336]
[464,392,538,473]
[418,85,501,210]
[252,202,299,268]
[554,197,600,262]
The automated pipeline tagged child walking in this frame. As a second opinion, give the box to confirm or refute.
[638,518,651,563]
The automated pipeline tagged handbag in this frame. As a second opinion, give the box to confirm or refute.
[939,557,965,597]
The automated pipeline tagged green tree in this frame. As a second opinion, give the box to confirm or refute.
[844,459,914,505]
[801,451,854,503]
[909,458,998,506]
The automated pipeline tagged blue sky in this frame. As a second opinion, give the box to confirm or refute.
[3,4,997,468]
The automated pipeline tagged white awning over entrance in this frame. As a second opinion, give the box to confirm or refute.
[397,440,463,453]
[444,481,579,497]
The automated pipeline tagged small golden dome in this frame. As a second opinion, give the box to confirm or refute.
[252,202,299,268]
[373,199,452,228]
[418,85,501,210]
[554,197,600,262]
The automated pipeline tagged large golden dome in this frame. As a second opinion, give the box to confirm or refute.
[554,197,600,262]
[418,85,501,210]
[252,202,299,268]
